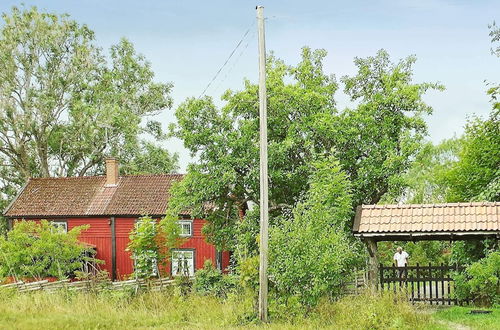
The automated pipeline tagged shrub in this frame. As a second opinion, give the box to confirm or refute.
[238,256,259,293]
[269,157,360,307]
[454,251,500,306]
[0,220,98,280]
[194,260,237,297]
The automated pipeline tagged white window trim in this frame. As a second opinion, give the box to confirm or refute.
[51,221,68,233]
[178,220,193,237]
[171,249,195,277]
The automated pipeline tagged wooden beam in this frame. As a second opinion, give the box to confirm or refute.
[364,238,378,291]
[111,217,116,281]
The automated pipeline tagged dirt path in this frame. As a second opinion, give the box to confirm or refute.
[435,319,471,330]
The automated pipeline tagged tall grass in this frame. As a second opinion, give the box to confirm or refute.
[0,288,441,329]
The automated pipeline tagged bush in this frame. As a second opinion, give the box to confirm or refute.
[194,260,237,297]
[454,251,500,306]
[0,220,98,281]
[269,157,360,307]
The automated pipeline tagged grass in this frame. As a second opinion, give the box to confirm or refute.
[432,306,500,330]
[0,288,491,329]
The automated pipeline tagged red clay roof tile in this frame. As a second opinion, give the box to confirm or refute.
[353,202,500,234]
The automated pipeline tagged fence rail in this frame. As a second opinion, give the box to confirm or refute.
[0,277,178,293]
[379,263,466,305]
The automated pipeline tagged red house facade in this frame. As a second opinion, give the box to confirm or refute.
[3,159,229,280]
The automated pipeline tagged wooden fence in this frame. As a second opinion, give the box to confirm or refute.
[0,277,177,294]
[379,263,467,305]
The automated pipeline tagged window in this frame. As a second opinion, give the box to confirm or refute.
[171,250,195,276]
[132,251,158,277]
[178,220,193,237]
[50,221,68,233]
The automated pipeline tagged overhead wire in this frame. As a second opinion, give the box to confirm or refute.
[212,29,256,95]
[198,21,256,99]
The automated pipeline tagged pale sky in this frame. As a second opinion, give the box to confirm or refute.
[1,1,499,171]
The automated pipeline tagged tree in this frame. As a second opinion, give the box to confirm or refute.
[0,220,97,280]
[170,48,441,251]
[444,109,499,202]
[0,7,177,231]
[385,139,462,204]
[170,48,338,249]
[269,156,359,306]
[328,50,444,207]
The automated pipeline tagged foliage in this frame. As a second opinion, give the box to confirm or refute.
[120,141,179,175]
[454,251,500,306]
[444,109,500,202]
[193,259,237,297]
[332,50,444,207]
[385,139,461,204]
[0,6,177,223]
[0,290,444,329]
[173,274,193,296]
[127,215,185,279]
[170,47,338,250]
[237,255,260,293]
[170,47,440,252]
[378,241,451,266]
[433,306,500,329]
[314,292,435,330]
[0,220,98,280]
[269,157,360,306]
[127,216,159,279]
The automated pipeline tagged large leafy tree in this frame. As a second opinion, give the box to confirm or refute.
[444,109,499,202]
[170,48,338,249]
[0,7,178,230]
[323,50,444,207]
[170,48,440,250]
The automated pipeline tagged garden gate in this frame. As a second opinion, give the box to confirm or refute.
[379,263,468,305]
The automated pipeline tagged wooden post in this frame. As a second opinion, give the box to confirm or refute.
[365,238,379,291]
[111,216,116,281]
[256,5,269,322]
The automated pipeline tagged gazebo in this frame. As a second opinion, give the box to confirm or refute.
[353,202,500,289]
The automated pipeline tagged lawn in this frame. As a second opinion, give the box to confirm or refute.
[432,306,500,330]
[0,288,497,329]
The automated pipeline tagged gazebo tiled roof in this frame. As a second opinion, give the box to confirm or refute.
[353,202,500,240]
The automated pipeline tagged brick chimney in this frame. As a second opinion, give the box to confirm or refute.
[105,158,119,187]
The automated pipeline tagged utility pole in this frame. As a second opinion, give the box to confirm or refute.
[256,5,268,322]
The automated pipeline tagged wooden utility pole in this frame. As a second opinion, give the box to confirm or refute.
[256,5,269,322]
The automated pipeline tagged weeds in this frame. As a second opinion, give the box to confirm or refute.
[0,289,447,329]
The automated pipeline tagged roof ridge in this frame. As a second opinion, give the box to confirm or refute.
[362,202,500,209]
[28,173,185,180]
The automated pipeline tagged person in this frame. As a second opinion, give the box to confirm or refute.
[393,247,409,278]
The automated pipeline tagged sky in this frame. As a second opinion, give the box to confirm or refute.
[1,0,499,171]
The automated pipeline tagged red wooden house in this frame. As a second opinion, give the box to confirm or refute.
[3,158,229,280]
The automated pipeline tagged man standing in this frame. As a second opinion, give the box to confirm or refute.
[393,247,409,278]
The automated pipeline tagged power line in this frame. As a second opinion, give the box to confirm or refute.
[212,29,256,94]
[198,21,255,99]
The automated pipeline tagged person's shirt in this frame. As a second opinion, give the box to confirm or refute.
[393,251,409,267]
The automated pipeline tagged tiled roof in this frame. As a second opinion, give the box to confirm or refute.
[353,202,500,234]
[4,174,184,218]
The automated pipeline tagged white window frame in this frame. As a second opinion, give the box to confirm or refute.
[178,220,193,237]
[171,249,195,277]
[50,221,68,233]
